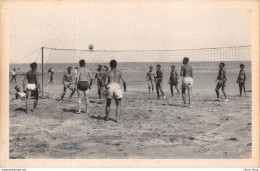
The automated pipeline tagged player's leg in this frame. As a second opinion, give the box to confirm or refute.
[215,83,221,100]
[77,89,83,113]
[182,87,186,104]
[33,88,39,111]
[156,83,160,98]
[148,81,151,93]
[105,98,112,121]
[222,85,228,101]
[115,99,122,123]
[242,83,247,96]
[159,82,165,98]
[14,76,17,83]
[187,84,192,107]
[84,90,90,113]
[26,90,32,113]
[60,85,67,100]
[239,82,242,96]
[175,84,180,94]
[10,75,14,82]
[170,84,173,96]
[151,81,154,93]
[98,84,102,99]
[68,85,75,99]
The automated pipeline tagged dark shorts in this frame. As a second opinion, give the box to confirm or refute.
[97,79,105,87]
[156,80,163,89]
[77,81,89,91]
[169,78,178,86]
[216,81,226,90]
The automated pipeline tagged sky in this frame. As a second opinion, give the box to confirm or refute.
[4,1,252,63]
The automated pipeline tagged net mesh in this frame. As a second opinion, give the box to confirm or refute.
[43,45,251,72]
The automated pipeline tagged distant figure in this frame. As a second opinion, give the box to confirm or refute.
[23,62,41,113]
[155,64,165,99]
[75,67,78,80]
[146,66,155,93]
[105,60,126,122]
[76,60,93,114]
[94,64,106,99]
[47,68,54,86]
[180,57,193,107]
[237,64,247,97]
[215,63,228,101]
[10,68,17,83]
[60,67,76,101]
[169,65,180,96]
[13,86,26,101]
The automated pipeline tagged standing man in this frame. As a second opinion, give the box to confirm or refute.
[105,60,126,123]
[146,66,155,93]
[215,63,228,101]
[11,68,17,83]
[155,64,165,99]
[47,68,54,86]
[237,64,247,97]
[169,65,180,96]
[94,64,106,99]
[60,67,76,101]
[23,63,41,113]
[180,57,193,107]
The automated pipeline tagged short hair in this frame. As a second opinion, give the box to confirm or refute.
[15,86,20,91]
[220,63,225,67]
[110,60,117,68]
[67,66,72,70]
[79,59,85,67]
[156,64,161,68]
[30,62,37,70]
[149,66,153,69]
[240,64,244,67]
[171,65,175,68]
[183,57,189,63]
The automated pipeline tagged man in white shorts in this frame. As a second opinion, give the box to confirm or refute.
[180,57,193,107]
[105,59,126,123]
[23,62,41,113]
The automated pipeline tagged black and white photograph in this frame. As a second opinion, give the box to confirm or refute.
[1,0,259,168]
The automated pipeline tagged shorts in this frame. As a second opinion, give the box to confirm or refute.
[97,79,105,87]
[182,77,193,89]
[169,78,178,86]
[77,81,89,91]
[216,80,226,89]
[64,81,72,88]
[156,79,163,88]
[26,84,36,91]
[106,83,123,99]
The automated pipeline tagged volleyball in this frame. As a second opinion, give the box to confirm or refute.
[89,44,94,50]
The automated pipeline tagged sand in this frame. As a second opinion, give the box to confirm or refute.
[9,70,252,159]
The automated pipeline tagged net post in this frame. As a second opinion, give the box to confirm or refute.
[41,46,44,97]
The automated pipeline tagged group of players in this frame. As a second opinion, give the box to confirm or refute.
[12,57,247,123]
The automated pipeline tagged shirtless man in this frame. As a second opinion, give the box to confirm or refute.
[11,68,17,83]
[180,57,193,107]
[23,62,41,113]
[237,64,247,97]
[215,63,228,101]
[146,66,155,93]
[155,64,165,99]
[94,64,106,99]
[76,59,93,114]
[105,60,126,122]
[60,67,76,101]
[169,65,180,96]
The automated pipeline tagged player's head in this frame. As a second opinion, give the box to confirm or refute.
[79,59,86,67]
[149,66,153,70]
[171,65,175,70]
[48,68,52,72]
[98,64,102,70]
[13,68,16,71]
[67,66,72,73]
[15,86,20,92]
[30,62,37,70]
[183,57,189,64]
[240,64,244,69]
[110,60,117,69]
[219,62,225,69]
[156,64,161,70]
[103,65,109,71]
[75,67,78,69]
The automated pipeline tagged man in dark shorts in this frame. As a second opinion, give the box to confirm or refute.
[180,57,193,107]
[237,64,247,97]
[215,63,228,101]
[155,64,165,99]
[105,60,126,122]
[23,62,41,113]
[169,65,180,96]
[60,67,76,101]
[146,66,155,93]
[76,60,93,114]
[94,64,106,99]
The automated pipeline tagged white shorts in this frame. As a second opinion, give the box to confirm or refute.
[107,83,123,99]
[26,84,36,91]
[182,77,193,88]
[17,92,26,99]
